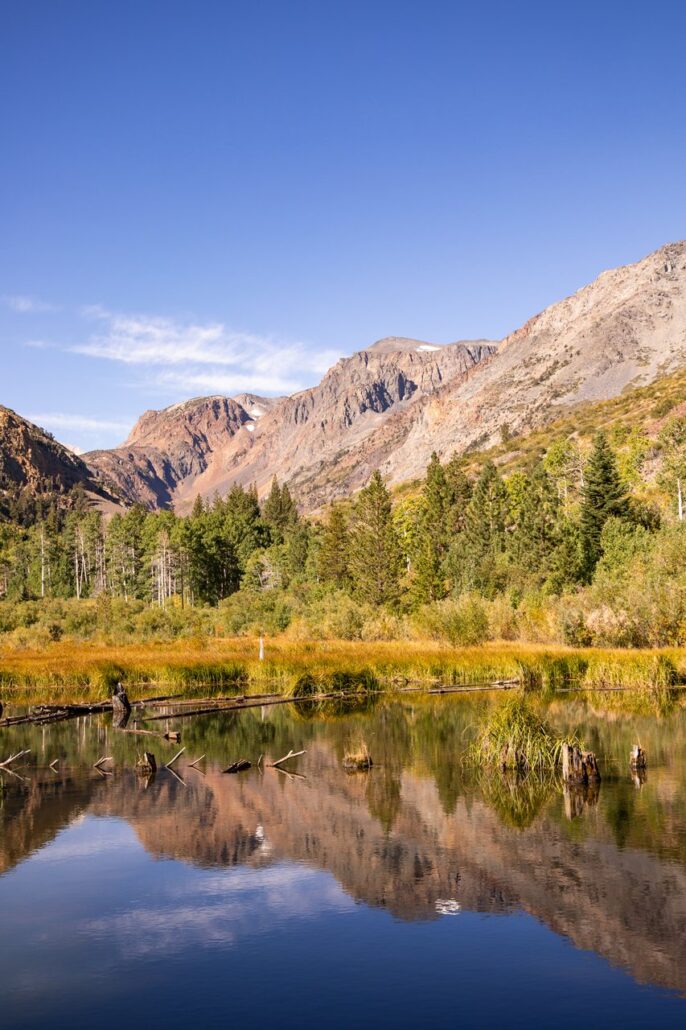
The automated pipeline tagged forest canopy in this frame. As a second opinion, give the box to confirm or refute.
[2,424,686,650]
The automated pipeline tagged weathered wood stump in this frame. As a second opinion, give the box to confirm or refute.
[630,745,647,769]
[111,682,131,716]
[562,743,601,784]
[112,707,130,730]
[136,751,157,774]
[223,759,251,774]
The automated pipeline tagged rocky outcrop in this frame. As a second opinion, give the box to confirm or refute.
[0,405,119,516]
[8,241,686,514]
[382,240,686,483]
[85,339,495,511]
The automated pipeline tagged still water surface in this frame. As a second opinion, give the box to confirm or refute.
[1,694,686,1028]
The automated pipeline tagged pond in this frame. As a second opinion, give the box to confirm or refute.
[1,694,686,1028]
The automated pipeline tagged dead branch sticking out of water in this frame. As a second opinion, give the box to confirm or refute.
[165,747,186,769]
[0,748,31,767]
[188,754,206,768]
[269,749,306,768]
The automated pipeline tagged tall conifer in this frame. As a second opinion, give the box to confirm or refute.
[349,471,402,605]
[580,432,629,577]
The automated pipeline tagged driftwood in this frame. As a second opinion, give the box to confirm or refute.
[630,745,647,769]
[561,743,601,784]
[269,749,306,768]
[93,755,113,769]
[222,759,251,774]
[188,754,206,769]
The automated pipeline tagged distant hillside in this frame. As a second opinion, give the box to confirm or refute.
[0,406,119,520]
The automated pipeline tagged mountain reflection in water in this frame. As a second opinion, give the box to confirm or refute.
[1,696,686,1028]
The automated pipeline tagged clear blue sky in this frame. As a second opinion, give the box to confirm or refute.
[2,0,685,452]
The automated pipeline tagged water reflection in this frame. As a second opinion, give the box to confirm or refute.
[2,696,686,1003]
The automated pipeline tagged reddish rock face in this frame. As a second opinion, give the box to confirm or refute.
[0,405,118,516]
[7,240,686,514]
[85,338,495,512]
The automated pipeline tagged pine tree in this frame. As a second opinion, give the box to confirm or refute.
[318,504,350,588]
[412,454,450,603]
[349,471,403,606]
[444,454,473,534]
[457,461,509,593]
[262,477,298,544]
[580,432,629,578]
[509,464,561,579]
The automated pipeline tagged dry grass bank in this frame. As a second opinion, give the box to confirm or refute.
[0,637,684,705]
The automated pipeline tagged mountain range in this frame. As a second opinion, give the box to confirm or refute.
[3,240,686,514]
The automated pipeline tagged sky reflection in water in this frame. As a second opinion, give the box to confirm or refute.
[1,696,686,1029]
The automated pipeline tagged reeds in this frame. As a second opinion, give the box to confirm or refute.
[469,694,579,772]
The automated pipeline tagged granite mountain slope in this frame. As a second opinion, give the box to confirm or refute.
[85,338,495,511]
[7,240,686,515]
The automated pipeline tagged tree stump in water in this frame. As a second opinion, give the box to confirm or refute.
[136,752,157,774]
[112,707,130,730]
[630,745,647,769]
[562,743,601,784]
[223,759,251,774]
[111,682,131,717]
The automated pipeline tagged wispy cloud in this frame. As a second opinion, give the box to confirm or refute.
[27,412,133,435]
[68,309,338,397]
[2,293,58,313]
[24,338,55,350]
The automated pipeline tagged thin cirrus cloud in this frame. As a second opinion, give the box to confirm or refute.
[1,293,58,313]
[27,412,133,437]
[69,308,338,397]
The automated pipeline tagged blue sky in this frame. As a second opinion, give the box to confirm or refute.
[2,0,685,453]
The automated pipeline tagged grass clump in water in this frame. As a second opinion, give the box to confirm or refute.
[470,694,577,772]
[343,739,373,770]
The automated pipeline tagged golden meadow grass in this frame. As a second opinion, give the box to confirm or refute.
[1,636,686,705]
